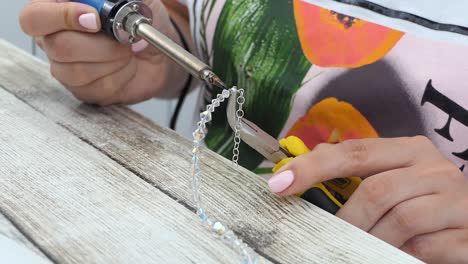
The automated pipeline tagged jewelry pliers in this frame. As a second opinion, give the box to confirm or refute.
[227,89,361,214]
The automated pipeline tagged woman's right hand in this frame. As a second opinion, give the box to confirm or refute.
[20,0,188,105]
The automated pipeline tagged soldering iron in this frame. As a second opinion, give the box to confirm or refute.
[72,0,226,88]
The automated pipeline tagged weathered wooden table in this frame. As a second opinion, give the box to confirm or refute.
[0,39,422,263]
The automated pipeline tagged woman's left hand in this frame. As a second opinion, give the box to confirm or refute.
[268,136,468,263]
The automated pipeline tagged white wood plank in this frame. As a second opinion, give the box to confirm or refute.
[0,214,52,263]
[0,87,255,263]
[0,39,422,263]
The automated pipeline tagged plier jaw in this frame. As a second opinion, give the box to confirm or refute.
[226,88,363,215]
[227,88,292,163]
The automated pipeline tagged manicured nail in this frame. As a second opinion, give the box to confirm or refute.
[132,40,148,53]
[79,13,98,30]
[268,170,294,193]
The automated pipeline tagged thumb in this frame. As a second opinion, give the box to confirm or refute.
[20,1,101,36]
[268,138,419,196]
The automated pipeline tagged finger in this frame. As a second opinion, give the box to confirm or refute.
[43,31,131,62]
[401,229,468,263]
[369,194,467,248]
[20,1,101,36]
[270,136,441,196]
[336,162,464,231]
[66,57,137,105]
[50,57,129,87]
[108,56,182,105]
[35,37,44,50]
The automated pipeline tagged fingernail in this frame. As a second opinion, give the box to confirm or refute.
[79,13,98,30]
[132,40,148,53]
[268,170,294,193]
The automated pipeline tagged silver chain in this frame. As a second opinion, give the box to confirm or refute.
[232,89,245,165]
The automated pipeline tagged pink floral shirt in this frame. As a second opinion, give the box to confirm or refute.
[180,0,468,176]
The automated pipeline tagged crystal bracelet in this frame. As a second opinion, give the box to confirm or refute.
[190,87,259,263]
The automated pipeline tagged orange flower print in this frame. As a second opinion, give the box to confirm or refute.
[287,98,378,149]
[293,0,404,68]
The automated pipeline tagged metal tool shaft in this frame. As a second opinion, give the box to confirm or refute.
[134,20,225,88]
[136,23,208,78]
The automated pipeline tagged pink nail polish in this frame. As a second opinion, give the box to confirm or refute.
[79,13,98,30]
[132,40,149,53]
[268,170,294,193]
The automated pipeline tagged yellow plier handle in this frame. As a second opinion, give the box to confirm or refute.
[272,136,361,214]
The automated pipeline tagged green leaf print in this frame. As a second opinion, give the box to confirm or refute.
[205,0,311,170]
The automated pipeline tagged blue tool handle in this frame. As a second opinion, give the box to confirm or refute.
[72,0,106,12]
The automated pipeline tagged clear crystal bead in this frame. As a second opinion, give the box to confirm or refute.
[197,121,205,128]
[206,104,215,112]
[200,110,212,122]
[191,181,199,194]
[205,217,216,228]
[217,94,225,102]
[211,99,220,107]
[221,230,236,246]
[192,141,200,148]
[222,89,230,98]
[192,128,205,141]
[190,165,200,176]
[191,176,200,187]
[191,147,200,154]
[192,192,200,203]
[193,132,204,141]
[233,238,242,248]
[213,222,225,235]
[197,122,209,133]
[197,208,207,221]
[223,230,235,239]
[198,123,208,132]
[190,168,201,178]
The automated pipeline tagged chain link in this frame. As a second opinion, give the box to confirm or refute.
[232,88,245,165]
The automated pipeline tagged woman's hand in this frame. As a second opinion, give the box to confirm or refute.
[19,0,189,105]
[268,136,468,263]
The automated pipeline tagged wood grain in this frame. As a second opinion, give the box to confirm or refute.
[0,86,252,263]
[0,39,422,263]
